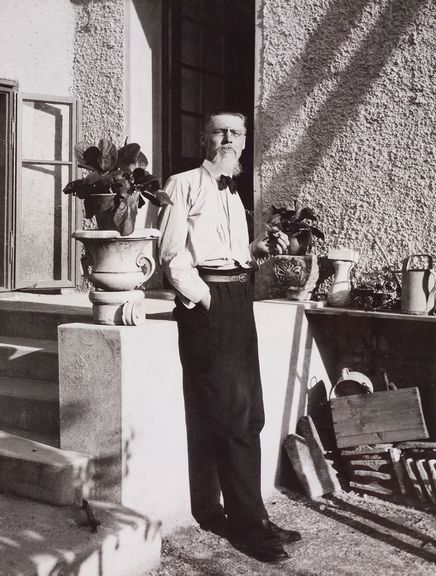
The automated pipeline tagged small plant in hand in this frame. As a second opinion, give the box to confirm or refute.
[63,138,172,236]
[267,201,324,255]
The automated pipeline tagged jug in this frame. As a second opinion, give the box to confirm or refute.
[401,254,436,315]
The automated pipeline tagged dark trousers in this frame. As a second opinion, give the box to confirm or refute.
[174,276,268,527]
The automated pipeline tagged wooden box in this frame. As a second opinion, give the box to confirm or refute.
[330,388,429,449]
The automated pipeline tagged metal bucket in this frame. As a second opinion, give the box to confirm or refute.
[329,368,373,399]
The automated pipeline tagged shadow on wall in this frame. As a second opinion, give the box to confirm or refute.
[260,0,426,197]
[60,398,135,501]
[273,305,331,488]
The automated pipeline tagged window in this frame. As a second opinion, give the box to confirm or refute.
[0,83,80,290]
[0,81,17,290]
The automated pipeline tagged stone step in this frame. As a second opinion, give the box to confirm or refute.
[1,426,59,448]
[0,431,93,506]
[0,376,59,435]
[0,335,59,381]
[0,300,92,339]
[0,492,161,575]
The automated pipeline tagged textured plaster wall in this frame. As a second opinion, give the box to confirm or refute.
[0,0,74,94]
[257,0,435,272]
[72,0,127,144]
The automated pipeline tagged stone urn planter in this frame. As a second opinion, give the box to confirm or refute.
[73,228,159,325]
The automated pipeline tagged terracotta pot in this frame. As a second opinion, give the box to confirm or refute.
[273,254,319,301]
[73,228,159,292]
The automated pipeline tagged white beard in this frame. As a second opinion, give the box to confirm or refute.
[211,148,242,176]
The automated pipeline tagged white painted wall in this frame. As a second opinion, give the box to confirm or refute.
[0,0,74,95]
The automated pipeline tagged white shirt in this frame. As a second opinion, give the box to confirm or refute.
[158,160,252,307]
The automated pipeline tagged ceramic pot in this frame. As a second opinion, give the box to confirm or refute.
[401,254,436,315]
[273,254,319,301]
[73,228,159,292]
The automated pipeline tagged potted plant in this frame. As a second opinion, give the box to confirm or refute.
[258,201,325,301]
[63,138,172,236]
[63,138,172,325]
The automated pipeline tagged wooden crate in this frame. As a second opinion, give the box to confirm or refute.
[330,388,428,449]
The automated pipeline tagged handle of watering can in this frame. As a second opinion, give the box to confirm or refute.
[402,254,434,272]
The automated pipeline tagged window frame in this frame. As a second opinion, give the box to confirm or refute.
[0,80,18,291]
[14,92,81,290]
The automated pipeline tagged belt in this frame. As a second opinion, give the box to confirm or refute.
[200,272,249,283]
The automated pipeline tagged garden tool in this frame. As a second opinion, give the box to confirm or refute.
[381,369,398,391]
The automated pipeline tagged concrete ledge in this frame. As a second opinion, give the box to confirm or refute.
[0,494,161,576]
[58,300,330,532]
[0,432,93,505]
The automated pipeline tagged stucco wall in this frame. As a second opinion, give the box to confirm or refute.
[72,0,127,144]
[256,0,435,272]
[0,0,74,94]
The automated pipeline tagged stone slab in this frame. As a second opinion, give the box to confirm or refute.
[0,335,58,381]
[296,415,341,494]
[0,432,93,506]
[283,434,326,499]
[58,321,191,534]
[0,493,161,576]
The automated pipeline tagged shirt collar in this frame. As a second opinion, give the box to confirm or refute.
[202,159,233,180]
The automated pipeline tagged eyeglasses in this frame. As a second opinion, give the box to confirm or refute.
[206,129,246,139]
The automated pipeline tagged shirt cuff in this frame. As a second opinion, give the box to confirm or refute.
[178,283,210,309]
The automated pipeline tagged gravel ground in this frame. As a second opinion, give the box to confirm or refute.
[148,489,436,576]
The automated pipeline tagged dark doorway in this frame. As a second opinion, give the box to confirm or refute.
[162,0,255,216]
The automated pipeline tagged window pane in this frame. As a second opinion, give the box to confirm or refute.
[181,115,202,158]
[202,0,222,23]
[22,101,71,161]
[181,20,201,67]
[182,0,203,20]
[202,30,223,73]
[203,74,225,114]
[0,93,7,287]
[182,68,202,113]
[20,164,71,283]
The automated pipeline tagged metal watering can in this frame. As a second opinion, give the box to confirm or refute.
[401,254,436,315]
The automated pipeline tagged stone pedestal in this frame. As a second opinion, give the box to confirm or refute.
[58,321,191,533]
[73,229,159,325]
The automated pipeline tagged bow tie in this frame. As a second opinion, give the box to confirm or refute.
[217,175,237,194]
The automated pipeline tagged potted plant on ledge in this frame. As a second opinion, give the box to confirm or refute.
[63,138,172,326]
[258,201,325,301]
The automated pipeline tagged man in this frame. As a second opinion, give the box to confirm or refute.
[158,112,301,563]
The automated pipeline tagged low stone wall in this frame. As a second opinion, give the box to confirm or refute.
[58,299,328,533]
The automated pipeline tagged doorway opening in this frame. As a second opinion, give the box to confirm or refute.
[162,0,255,219]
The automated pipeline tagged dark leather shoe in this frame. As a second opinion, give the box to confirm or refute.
[198,512,228,537]
[268,520,302,544]
[228,522,289,563]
